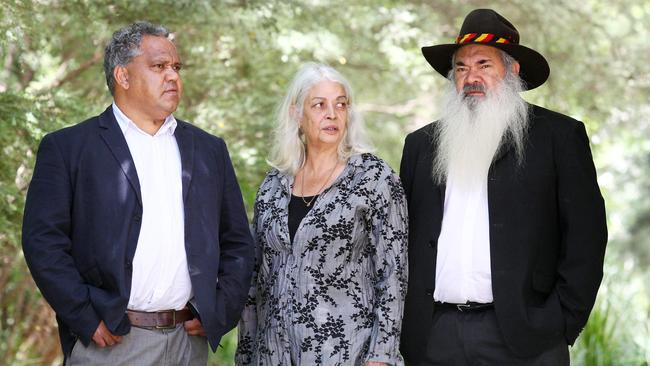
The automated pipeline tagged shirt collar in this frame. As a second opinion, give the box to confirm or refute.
[112,102,177,137]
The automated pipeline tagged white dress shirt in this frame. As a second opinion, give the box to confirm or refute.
[434,174,493,304]
[113,103,192,311]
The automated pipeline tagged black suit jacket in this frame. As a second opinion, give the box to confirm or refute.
[22,106,255,358]
[399,104,607,363]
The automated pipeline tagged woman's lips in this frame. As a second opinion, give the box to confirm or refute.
[322,126,339,134]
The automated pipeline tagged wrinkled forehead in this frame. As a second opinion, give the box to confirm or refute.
[454,44,503,62]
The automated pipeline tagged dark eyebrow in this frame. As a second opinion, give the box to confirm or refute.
[455,58,493,66]
[150,55,180,62]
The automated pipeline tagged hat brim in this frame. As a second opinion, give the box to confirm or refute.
[421,43,550,90]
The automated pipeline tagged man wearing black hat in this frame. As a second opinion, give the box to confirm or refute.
[399,9,607,365]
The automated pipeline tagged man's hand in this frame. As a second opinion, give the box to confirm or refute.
[92,320,123,347]
[184,318,206,336]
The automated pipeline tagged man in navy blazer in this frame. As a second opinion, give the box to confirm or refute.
[22,22,254,364]
[400,9,607,365]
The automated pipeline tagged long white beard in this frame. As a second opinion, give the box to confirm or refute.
[432,71,529,190]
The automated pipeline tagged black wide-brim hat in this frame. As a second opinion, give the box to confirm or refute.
[422,9,549,90]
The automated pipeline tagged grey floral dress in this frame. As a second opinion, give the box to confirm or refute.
[236,154,408,366]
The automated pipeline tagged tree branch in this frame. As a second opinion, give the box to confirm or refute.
[51,50,103,89]
[0,43,16,92]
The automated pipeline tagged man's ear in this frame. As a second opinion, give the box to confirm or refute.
[511,61,521,75]
[114,66,129,90]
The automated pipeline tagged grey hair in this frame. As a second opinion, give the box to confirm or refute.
[103,21,170,95]
[435,48,529,183]
[268,62,373,175]
[499,50,518,72]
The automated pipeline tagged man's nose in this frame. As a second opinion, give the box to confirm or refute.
[465,67,481,83]
[165,66,180,81]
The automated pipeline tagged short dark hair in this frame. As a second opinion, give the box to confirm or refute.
[103,21,169,95]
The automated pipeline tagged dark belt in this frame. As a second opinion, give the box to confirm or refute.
[126,307,194,329]
[434,301,494,312]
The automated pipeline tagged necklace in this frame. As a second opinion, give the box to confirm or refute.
[300,161,338,207]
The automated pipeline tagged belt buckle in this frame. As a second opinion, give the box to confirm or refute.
[456,304,471,312]
[155,310,176,329]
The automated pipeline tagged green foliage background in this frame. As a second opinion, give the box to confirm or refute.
[1,1,648,365]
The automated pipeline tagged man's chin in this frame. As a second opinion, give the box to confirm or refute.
[161,102,180,116]
[463,95,483,110]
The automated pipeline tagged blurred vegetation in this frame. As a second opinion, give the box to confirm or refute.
[1,0,648,365]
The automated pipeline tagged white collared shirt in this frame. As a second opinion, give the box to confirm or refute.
[434,175,493,304]
[112,103,192,311]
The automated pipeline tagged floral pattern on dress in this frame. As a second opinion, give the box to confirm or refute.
[236,154,408,366]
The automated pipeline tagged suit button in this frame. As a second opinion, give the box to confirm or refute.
[133,214,141,223]
[425,288,434,296]
[428,239,436,248]
[125,260,132,269]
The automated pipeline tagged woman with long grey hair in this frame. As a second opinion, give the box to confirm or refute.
[236,63,408,366]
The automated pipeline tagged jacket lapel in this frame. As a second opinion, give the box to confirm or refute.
[174,121,194,202]
[98,106,142,205]
[428,125,447,205]
[492,143,512,164]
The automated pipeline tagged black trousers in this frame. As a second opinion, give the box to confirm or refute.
[416,306,570,366]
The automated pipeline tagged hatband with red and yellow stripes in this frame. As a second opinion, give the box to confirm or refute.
[455,33,512,45]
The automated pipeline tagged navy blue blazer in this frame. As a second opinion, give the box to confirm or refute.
[22,106,255,358]
[399,105,607,363]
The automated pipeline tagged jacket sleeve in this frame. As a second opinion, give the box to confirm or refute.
[363,172,409,366]
[215,139,256,333]
[554,122,608,344]
[22,134,101,346]
[399,133,415,202]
